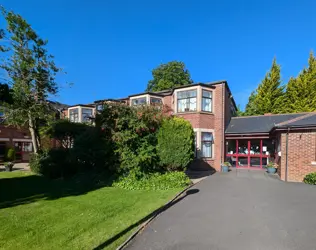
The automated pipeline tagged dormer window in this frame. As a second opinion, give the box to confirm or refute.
[177,89,197,112]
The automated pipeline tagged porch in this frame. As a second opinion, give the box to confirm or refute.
[225,137,278,169]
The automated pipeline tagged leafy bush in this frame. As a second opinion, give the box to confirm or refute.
[99,103,166,175]
[5,148,16,162]
[30,149,76,179]
[71,127,115,172]
[113,171,191,190]
[303,172,316,185]
[45,120,90,148]
[157,117,194,171]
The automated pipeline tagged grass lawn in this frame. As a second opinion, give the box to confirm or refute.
[0,171,181,250]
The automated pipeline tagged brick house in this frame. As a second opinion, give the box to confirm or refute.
[94,80,237,172]
[40,81,316,182]
[0,101,68,162]
[226,112,316,182]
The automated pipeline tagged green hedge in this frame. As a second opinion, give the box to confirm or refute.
[303,172,316,185]
[157,117,194,171]
[113,171,191,190]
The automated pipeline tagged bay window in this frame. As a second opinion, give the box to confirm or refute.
[131,97,147,106]
[150,97,162,105]
[177,89,197,112]
[82,108,93,122]
[69,108,79,122]
[202,90,212,112]
[201,132,213,158]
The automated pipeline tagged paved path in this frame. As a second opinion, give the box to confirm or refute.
[126,169,316,250]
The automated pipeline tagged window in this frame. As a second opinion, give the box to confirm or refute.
[82,108,93,122]
[131,97,147,106]
[201,132,213,158]
[22,142,33,152]
[150,97,162,105]
[96,104,103,112]
[177,89,197,112]
[69,108,79,122]
[202,90,212,112]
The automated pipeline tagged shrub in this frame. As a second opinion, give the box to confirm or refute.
[30,149,76,179]
[45,120,89,148]
[303,172,316,185]
[5,148,16,162]
[113,171,191,190]
[98,103,166,175]
[157,117,194,171]
[71,127,115,172]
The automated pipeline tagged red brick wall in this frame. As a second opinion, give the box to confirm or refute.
[279,130,316,182]
[0,125,30,143]
[160,84,228,171]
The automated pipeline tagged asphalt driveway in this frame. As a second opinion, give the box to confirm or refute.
[126,169,316,250]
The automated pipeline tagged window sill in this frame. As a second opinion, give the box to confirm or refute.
[199,111,214,115]
[311,161,316,166]
[176,111,214,115]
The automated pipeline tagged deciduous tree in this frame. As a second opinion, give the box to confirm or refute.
[0,8,63,153]
[146,61,193,92]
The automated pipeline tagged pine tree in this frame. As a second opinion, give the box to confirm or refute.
[282,52,316,113]
[253,58,284,115]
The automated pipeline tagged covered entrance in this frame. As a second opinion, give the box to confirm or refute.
[226,138,275,168]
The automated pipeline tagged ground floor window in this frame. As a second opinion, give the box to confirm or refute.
[201,132,213,158]
[14,141,33,161]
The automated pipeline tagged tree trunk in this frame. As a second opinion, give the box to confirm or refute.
[28,113,39,154]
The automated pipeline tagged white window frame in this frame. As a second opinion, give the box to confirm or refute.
[201,89,213,112]
[175,87,198,113]
[68,106,95,123]
[130,94,163,106]
[193,128,215,159]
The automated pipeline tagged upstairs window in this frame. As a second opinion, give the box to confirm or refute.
[82,108,93,122]
[202,90,212,112]
[201,132,213,158]
[177,89,197,112]
[131,97,147,106]
[150,97,162,106]
[96,104,103,112]
[69,108,79,123]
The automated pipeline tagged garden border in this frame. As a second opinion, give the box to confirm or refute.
[116,177,207,250]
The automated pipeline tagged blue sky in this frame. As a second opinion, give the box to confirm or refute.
[1,0,315,110]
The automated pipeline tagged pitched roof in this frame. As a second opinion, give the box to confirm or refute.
[275,112,316,128]
[225,113,308,134]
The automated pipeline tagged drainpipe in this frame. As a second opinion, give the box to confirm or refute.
[221,82,225,166]
[285,127,290,182]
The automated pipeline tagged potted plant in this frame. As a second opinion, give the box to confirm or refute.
[266,162,278,174]
[221,162,231,172]
[4,148,16,172]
